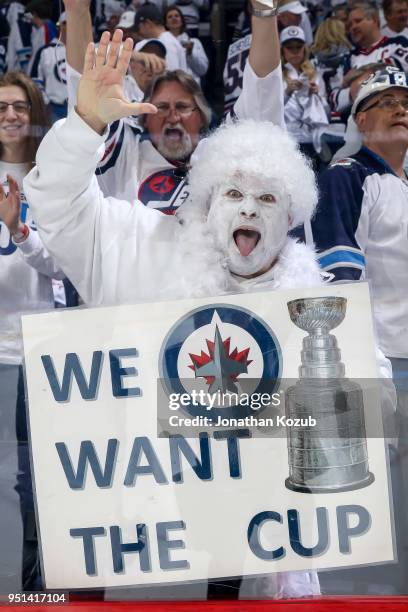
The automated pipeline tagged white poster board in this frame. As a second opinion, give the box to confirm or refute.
[22,282,394,589]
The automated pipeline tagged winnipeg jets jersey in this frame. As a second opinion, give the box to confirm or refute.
[6,12,57,74]
[330,36,408,111]
[30,38,67,105]
[0,162,63,365]
[96,122,191,214]
[223,34,251,115]
[295,148,408,359]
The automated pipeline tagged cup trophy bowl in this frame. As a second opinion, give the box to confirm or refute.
[285,296,374,493]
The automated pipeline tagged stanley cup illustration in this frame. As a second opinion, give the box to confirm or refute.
[285,296,374,493]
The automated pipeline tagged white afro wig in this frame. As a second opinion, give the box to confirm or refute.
[178,119,318,229]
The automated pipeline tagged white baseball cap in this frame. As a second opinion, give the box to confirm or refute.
[280,26,306,45]
[278,1,308,15]
[352,66,408,116]
[117,10,136,29]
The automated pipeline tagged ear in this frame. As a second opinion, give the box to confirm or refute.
[355,111,366,133]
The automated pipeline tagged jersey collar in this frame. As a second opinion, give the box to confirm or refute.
[354,146,397,176]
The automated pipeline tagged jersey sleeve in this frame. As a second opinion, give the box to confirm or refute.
[14,228,65,279]
[309,160,370,281]
[30,45,48,104]
[232,61,285,128]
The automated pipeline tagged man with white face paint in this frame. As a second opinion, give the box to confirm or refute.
[206,177,291,279]
[20,30,322,599]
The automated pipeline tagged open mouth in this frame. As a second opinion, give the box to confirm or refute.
[164,127,184,141]
[233,228,261,257]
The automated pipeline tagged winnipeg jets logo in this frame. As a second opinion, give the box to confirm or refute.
[190,325,252,394]
[160,304,282,418]
[139,169,190,214]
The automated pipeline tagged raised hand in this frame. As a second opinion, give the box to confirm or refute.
[0,175,22,236]
[76,29,157,133]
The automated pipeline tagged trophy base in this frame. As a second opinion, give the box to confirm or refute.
[285,472,375,494]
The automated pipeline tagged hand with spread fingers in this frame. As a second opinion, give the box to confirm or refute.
[0,175,22,236]
[76,29,158,134]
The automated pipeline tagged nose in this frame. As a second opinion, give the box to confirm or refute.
[394,101,407,115]
[239,198,259,219]
[167,107,182,122]
[4,105,18,120]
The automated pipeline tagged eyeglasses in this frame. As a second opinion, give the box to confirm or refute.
[362,97,408,112]
[154,102,198,118]
[0,101,31,115]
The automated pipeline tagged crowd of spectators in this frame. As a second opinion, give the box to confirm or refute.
[1,0,408,598]
[2,0,408,164]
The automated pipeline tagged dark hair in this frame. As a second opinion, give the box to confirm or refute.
[163,5,186,33]
[143,70,211,129]
[26,0,53,20]
[135,4,163,27]
[0,71,50,164]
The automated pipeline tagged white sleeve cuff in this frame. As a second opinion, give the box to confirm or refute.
[12,227,41,252]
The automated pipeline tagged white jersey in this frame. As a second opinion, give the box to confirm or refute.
[330,36,408,111]
[0,161,64,365]
[30,38,67,105]
[67,60,285,213]
[382,25,408,40]
[6,13,57,74]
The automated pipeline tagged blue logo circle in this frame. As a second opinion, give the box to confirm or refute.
[159,304,282,420]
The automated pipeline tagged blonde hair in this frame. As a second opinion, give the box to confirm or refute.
[281,44,316,81]
[312,18,351,55]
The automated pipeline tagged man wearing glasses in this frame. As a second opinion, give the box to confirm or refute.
[302,66,408,357]
[63,0,285,213]
[294,64,408,594]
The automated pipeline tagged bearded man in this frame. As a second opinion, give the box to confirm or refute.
[63,0,285,213]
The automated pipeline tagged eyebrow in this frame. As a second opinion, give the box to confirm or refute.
[154,99,194,105]
[380,94,408,100]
